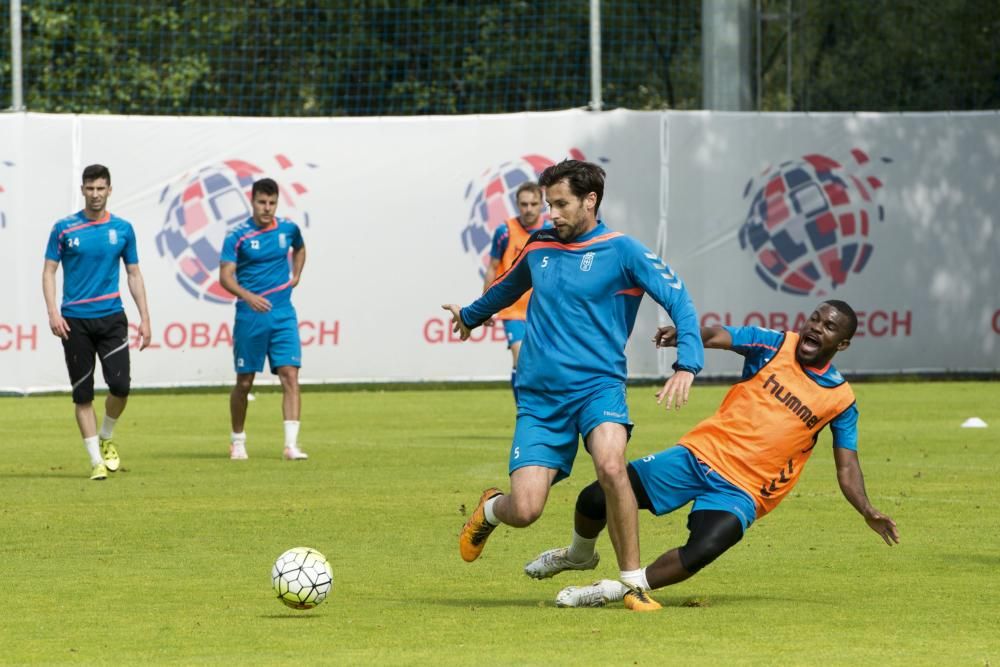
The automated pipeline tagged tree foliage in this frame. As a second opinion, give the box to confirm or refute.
[758,0,1000,111]
[0,0,996,115]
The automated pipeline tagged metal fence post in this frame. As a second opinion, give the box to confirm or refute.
[10,0,24,110]
[589,0,602,111]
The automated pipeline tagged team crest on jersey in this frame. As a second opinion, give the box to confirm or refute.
[279,233,287,249]
[108,229,118,245]
[580,252,595,272]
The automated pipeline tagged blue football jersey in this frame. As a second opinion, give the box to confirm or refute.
[725,325,859,450]
[221,217,304,313]
[462,222,704,392]
[44,211,139,318]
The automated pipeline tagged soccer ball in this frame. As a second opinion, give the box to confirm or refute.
[271,547,333,610]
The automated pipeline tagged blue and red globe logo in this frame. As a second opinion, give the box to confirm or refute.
[461,149,586,278]
[155,155,313,303]
[739,149,890,296]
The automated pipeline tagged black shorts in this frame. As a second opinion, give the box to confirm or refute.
[62,312,131,404]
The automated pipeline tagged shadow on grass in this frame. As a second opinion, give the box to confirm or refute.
[662,593,828,607]
[427,597,565,609]
[937,552,1000,567]
[0,470,91,479]
[259,614,325,620]
[145,452,245,461]
[414,434,511,442]
[428,592,828,610]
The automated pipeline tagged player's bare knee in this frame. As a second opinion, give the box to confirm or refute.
[593,460,629,491]
[506,496,544,527]
[234,376,254,394]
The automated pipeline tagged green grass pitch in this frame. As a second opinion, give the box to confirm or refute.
[1,381,997,665]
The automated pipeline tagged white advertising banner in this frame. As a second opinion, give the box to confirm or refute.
[663,111,1000,376]
[1,110,666,392]
[1,109,997,393]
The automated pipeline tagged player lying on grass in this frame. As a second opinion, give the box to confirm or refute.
[523,300,900,611]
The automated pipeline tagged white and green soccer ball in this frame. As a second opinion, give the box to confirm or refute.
[271,547,333,610]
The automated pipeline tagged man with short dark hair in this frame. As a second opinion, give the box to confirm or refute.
[526,300,900,610]
[220,178,308,461]
[481,181,547,400]
[43,164,152,480]
[444,160,704,611]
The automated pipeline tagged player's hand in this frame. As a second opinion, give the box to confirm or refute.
[441,304,471,341]
[864,509,899,546]
[48,313,70,340]
[653,326,677,348]
[246,293,272,313]
[656,370,694,411]
[137,320,152,351]
[484,317,496,328]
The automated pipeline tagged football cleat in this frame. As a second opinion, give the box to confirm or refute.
[90,462,108,481]
[459,487,503,562]
[524,546,600,579]
[555,579,626,608]
[230,441,248,460]
[283,445,309,460]
[622,584,662,612]
[99,437,120,472]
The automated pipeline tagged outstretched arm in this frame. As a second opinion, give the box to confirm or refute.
[654,325,732,350]
[620,241,703,411]
[834,447,899,546]
[451,254,532,332]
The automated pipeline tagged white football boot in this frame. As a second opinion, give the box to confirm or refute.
[555,579,628,608]
[524,547,600,579]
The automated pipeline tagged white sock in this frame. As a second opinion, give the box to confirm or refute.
[84,436,102,466]
[99,415,117,440]
[283,421,300,448]
[231,431,246,445]
[620,568,650,591]
[483,495,501,526]
[567,530,598,563]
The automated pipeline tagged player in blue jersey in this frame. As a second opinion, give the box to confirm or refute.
[443,160,704,610]
[481,181,547,400]
[529,302,898,611]
[42,164,153,481]
[220,178,308,461]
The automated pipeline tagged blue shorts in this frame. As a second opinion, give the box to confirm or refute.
[631,445,757,533]
[509,381,632,483]
[500,319,527,348]
[233,307,302,374]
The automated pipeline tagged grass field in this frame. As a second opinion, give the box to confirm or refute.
[1,381,997,666]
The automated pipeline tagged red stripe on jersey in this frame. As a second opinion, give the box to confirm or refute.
[259,280,293,297]
[58,211,111,238]
[234,222,277,251]
[487,231,624,290]
[64,291,120,306]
